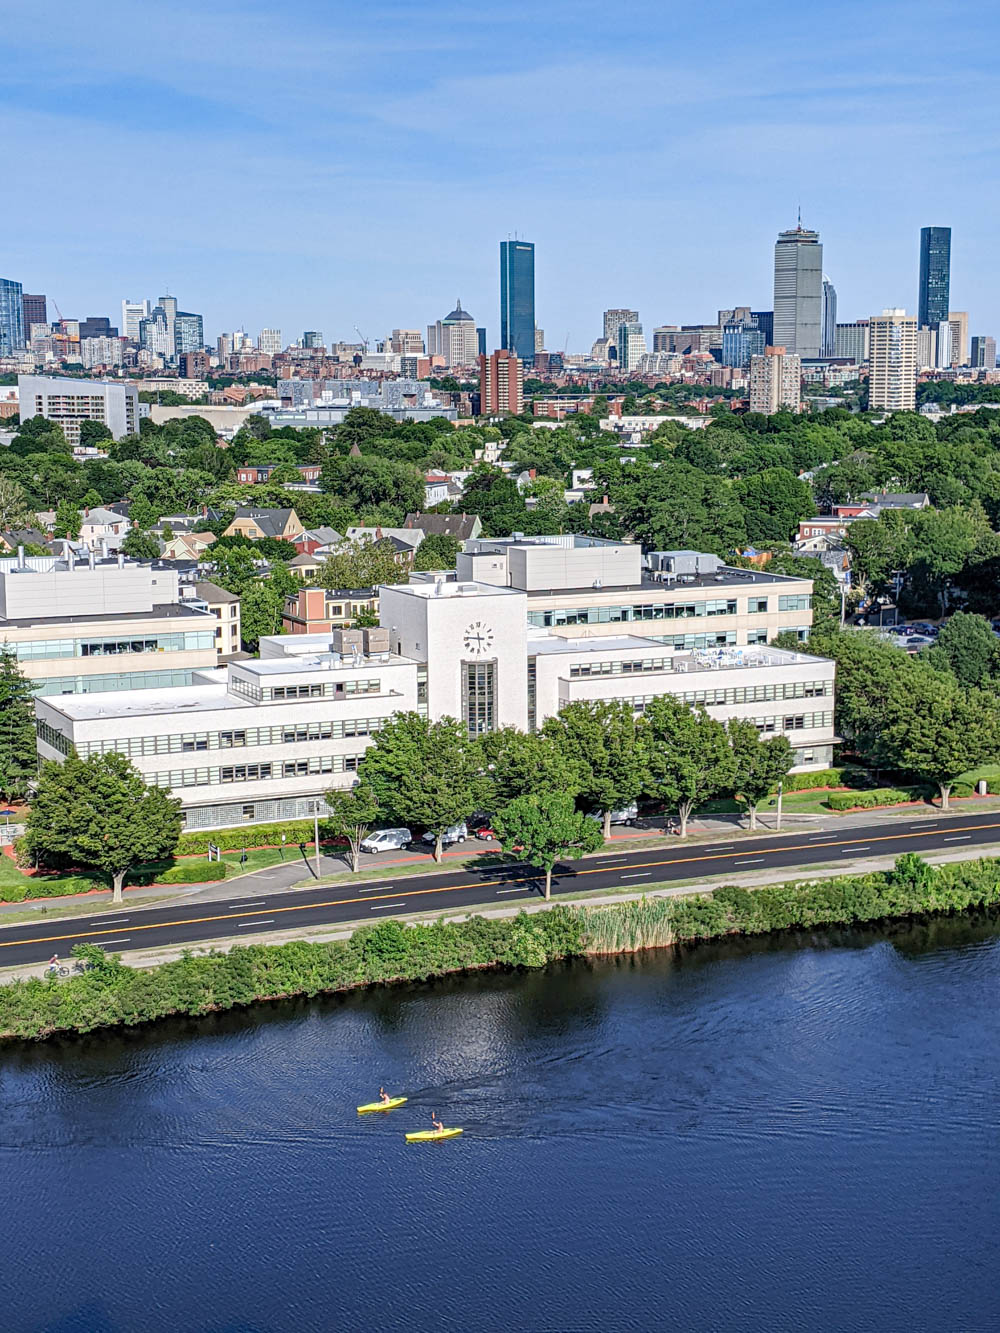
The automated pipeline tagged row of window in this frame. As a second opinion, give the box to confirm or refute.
[14,631,215,662]
[34,668,195,697]
[671,681,831,706]
[527,595,811,628]
[149,754,365,789]
[40,716,391,759]
[623,702,833,733]
[229,677,383,703]
[568,657,673,678]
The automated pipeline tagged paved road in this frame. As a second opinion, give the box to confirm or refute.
[4,810,1000,970]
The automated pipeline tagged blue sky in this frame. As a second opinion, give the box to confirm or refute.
[3,0,997,349]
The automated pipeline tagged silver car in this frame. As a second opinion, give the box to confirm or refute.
[422,822,469,847]
[587,804,639,827]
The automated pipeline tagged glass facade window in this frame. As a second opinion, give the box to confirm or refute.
[149,753,366,789]
[463,660,496,737]
[778,595,811,612]
[527,658,536,732]
[568,657,673,678]
[500,240,535,366]
[14,630,215,662]
[64,715,390,759]
[32,668,196,697]
[527,598,738,629]
[0,277,24,355]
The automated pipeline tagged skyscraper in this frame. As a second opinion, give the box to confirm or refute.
[616,323,647,372]
[22,294,47,336]
[500,240,535,366]
[722,319,765,369]
[869,310,917,412]
[772,222,822,357]
[303,331,323,348]
[0,278,25,354]
[821,278,837,357]
[121,299,150,342]
[158,294,178,354]
[918,227,951,328]
[947,311,968,367]
[258,328,282,355]
[971,335,996,369]
[603,308,638,361]
[174,312,204,356]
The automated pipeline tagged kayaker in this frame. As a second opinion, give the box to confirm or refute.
[379,1087,391,1105]
[431,1111,444,1132]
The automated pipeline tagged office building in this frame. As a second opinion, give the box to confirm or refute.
[22,294,46,335]
[158,294,178,353]
[947,311,968,367]
[258,328,282,355]
[0,277,25,354]
[479,349,524,415]
[179,351,210,378]
[500,239,535,365]
[139,306,172,359]
[303,331,323,349]
[651,327,677,353]
[616,323,647,372]
[36,538,832,831]
[174,312,204,356]
[476,327,487,358]
[971,335,996,369]
[868,310,917,412]
[388,329,424,356]
[0,554,220,697]
[773,222,822,356]
[751,311,774,346]
[18,373,139,444]
[749,346,801,414]
[426,301,479,367]
[821,278,837,356]
[79,316,118,341]
[603,308,638,361]
[834,320,870,363]
[918,226,951,328]
[722,317,765,369]
[121,299,150,342]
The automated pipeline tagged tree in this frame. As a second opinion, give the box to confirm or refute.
[23,752,182,902]
[0,475,33,531]
[53,500,81,540]
[493,791,603,900]
[727,719,794,830]
[121,529,160,560]
[643,697,735,837]
[459,465,529,535]
[924,611,1000,688]
[320,454,424,514]
[884,673,1000,809]
[320,538,405,590]
[324,780,380,872]
[205,543,260,595]
[542,701,645,838]
[78,420,113,447]
[734,467,815,544]
[480,727,582,807]
[0,646,37,803]
[239,582,284,650]
[413,532,461,572]
[358,713,486,861]
[127,496,157,531]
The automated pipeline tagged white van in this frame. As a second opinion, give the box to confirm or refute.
[587,803,639,827]
[421,822,468,847]
[360,828,413,854]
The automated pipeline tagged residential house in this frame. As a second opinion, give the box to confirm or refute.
[234,464,322,485]
[0,528,49,553]
[79,506,129,551]
[161,530,217,561]
[403,512,482,542]
[292,526,342,555]
[281,585,377,634]
[223,507,304,542]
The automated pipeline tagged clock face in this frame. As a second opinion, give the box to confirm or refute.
[463,621,494,656]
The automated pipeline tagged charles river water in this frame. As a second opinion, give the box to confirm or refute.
[3,914,999,1332]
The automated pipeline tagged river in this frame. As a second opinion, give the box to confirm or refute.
[3,914,999,1332]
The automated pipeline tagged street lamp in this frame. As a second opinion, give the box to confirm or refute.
[311,800,321,879]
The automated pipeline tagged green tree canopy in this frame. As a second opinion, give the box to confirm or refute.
[413,532,461,572]
[727,720,794,830]
[642,697,735,837]
[319,538,405,590]
[324,779,381,872]
[542,700,645,838]
[924,612,1000,689]
[493,791,603,900]
[0,646,37,803]
[884,671,1000,808]
[121,529,160,561]
[23,752,182,902]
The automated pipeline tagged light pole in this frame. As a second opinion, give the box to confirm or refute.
[312,801,321,879]
[776,781,784,831]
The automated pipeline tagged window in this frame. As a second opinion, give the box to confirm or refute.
[779,594,812,613]
[463,660,496,737]
[750,597,769,614]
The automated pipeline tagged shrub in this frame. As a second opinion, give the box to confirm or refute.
[825,787,925,811]
[154,862,228,885]
[177,821,339,854]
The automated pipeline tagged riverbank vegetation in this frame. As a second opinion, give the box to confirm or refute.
[4,854,1000,1043]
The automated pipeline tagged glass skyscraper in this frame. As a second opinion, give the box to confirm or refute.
[0,277,25,355]
[918,226,951,328]
[500,240,535,366]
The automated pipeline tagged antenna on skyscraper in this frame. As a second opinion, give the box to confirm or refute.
[797,203,802,229]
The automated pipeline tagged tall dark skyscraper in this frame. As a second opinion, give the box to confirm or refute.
[918,226,951,327]
[500,239,535,366]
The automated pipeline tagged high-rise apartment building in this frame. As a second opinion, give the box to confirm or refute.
[652,326,678,352]
[971,335,997,369]
[821,278,837,357]
[22,294,46,336]
[773,223,822,357]
[947,311,968,367]
[0,278,25,354]
[479,349,524,415]
[258,328,282,355]
[918,227,951,328]
[500,240,535,366]
[80,337,123,370]
[722,319,765,368]
[303,331,323,349]
[121,299,150,342]
[834,320,870,363]
[749,346,801,415]
[18,374,139,444]
[868,310,917,412]
[616,323,646,372]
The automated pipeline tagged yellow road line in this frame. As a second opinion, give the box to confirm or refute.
[5,819,1000,952]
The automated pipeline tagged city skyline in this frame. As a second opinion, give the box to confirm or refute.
[3,1,997,345]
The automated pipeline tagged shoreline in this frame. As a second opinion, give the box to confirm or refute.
[2,852,1000,1044]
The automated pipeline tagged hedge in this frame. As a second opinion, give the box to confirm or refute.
[155,862,228,885]
[826,787,927,811]
[177,821,340,854]
[0,875,100,903]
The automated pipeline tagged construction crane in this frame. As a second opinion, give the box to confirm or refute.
[354,325,369,353]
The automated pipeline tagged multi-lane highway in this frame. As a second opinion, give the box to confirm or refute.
[3,810,1000,969]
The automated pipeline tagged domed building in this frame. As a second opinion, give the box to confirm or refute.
[427,299,480,369]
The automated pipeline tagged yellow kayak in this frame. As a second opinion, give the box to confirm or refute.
[405,1127,463,1142]
[357,1097,407,1114]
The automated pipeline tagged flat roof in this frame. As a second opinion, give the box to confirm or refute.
[43,684,243,721]
[525,566,807,598]
[381,580,523,600]
[234,651,411,676]
[0,603,214,630]
[529,633,657,655]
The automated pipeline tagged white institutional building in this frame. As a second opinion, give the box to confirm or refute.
[36,538,836,832]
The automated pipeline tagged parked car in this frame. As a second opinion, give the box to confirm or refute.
[360,828,413,854]
[910,621,938,637]
[587,803,639,827]
[422,822,469,847]
[474,824,499,841]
